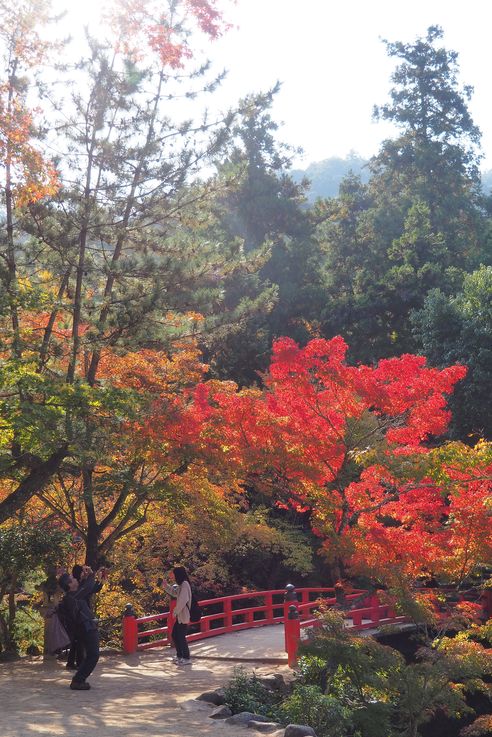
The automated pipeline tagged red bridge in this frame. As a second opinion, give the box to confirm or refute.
[122,584,410,666]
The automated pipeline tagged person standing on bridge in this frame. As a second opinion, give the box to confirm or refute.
[162,566,192,665]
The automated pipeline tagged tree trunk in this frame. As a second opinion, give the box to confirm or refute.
[83,468,100,568]
[0,444,69,525]
[4,59,20,360]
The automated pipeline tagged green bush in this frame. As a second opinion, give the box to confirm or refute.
[297,654,329,690]
[224,666,282,717]
[12,606,44,654]
[279,684,351,737]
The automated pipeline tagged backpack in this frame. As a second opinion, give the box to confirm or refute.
[188,594,202,623]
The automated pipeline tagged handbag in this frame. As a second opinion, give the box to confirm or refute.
[45,609,72,654]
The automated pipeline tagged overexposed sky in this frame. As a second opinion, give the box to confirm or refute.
[55,0,492,168]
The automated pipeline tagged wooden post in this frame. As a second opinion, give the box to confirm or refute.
[285,604,301,667]
[284,584,298,651]
[122,604,138,654]
[351,610,363,627]
[223,597,233,630]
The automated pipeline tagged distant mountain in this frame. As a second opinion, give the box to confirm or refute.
[293,156,492,202]
[291,154,370,201]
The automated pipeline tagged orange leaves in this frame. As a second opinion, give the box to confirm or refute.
[442,467,492,581]
[108,0,227,67]
[0,93,59,206]
[0,1,59,207]
[0,1,54,66]
[97,346,210,464]
[98,345,207,394]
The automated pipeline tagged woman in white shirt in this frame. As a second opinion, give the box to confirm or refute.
[162,566,192,665]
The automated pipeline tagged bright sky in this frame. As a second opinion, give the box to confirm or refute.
[55,0,492,169]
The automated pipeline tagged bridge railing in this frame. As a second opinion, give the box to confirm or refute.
[123,587,343,654]
[283,592,410,666]
[121,585,408,665]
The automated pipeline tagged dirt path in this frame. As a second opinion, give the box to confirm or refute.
[0,625,289,737]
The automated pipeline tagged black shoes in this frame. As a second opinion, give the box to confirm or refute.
[70,680,90,690]
[65,663,78,670]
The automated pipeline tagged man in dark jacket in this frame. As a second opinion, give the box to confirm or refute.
[58,566,100,691]
[65,564,103,670]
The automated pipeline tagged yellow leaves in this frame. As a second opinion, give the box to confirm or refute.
[16,276,33,295]
[96,582,144,624]
[37,269,53,284]
[98,343,207,393]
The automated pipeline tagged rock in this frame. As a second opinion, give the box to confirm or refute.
[197,690,226,705]
[179,699,214,713]
[284,725,317,737]
[258,674,286,691]
[248,720,282,732]
[209,705,233,719]
[225,712,257,725]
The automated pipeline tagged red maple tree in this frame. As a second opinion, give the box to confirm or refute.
[196,337,492,594]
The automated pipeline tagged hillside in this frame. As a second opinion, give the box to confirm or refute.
[293,155,492,201]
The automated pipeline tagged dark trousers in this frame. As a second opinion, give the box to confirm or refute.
[74,629,100,683]
[67,637,85,667]
[172,621,189,659]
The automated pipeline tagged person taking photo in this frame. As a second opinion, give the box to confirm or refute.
[161,566,193,665]
[58,565,100,690]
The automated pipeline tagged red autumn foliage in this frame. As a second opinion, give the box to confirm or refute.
[195,336,492,587]
[108,0,227,67]
[0,1,59,206]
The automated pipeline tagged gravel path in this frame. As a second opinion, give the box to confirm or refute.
[0,625,289,737]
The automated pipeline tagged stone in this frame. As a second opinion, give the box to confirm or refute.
[284,725,317,737]
[258,674,286,691]
[209,705,233,719]
[248,720,282,732]
[197,690,226,705]
[225,712,257,725]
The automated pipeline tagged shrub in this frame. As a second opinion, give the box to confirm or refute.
[297,654,329,690]
[460,715,492,737]
[11,606,44,654]
[279,684,351,737]
[224,666,282,716]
